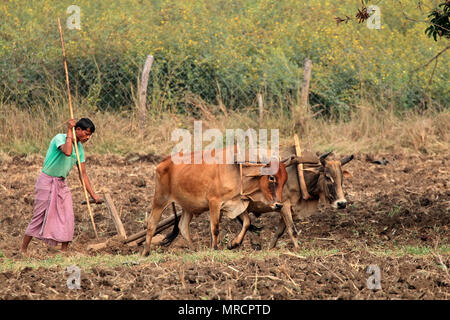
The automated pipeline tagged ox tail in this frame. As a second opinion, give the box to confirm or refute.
[160,202,180,247]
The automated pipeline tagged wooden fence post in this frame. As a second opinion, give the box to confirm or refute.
[295,58,313,140]
[139,54,154,130]
[300,58,312,113]
[257,93,263,127]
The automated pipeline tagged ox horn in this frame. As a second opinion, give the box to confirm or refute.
[340,154,354,166]
[319,150,333,166]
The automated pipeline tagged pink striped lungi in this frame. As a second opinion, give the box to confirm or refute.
[25,172,74,246]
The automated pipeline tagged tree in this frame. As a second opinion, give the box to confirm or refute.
[335,1,449,83]
[424,1,450,41]
[335,0,449,41]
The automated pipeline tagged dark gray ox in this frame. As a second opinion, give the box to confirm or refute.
[248,150,354,249]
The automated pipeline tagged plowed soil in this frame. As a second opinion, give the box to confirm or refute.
[0,151,449,300]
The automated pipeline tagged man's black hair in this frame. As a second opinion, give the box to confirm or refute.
[75,118,95,133]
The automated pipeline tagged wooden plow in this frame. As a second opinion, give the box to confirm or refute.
[82,194,177,250]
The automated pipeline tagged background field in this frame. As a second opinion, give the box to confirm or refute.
[0,151,449,299]
[0,0,449,156]
[0,0,449,300]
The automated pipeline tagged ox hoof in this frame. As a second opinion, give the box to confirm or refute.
[227,242,239,250]
[251,243,262,251]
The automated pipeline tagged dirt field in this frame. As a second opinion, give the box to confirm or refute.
[0,150,449,300]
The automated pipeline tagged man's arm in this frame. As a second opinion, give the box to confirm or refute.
[59,119,76,156]
[77,162,102,203]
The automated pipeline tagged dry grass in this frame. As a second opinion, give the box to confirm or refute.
[1,100,448,157]
[305,105,450,155]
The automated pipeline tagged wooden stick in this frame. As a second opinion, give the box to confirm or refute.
[124,218,175,245]
[104,193,127,239]
[57,18,98,239]
[122,214,176,244]
[131,221,176,245]
[134,237,146,245]
[129,234,165,247]
[294,134,310,200]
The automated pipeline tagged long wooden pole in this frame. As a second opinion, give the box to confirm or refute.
[57,18,98,239]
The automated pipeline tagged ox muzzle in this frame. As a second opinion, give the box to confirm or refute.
[271,202,283,211]
[332,199,347,209]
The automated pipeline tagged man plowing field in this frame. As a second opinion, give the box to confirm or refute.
[20,118,102,254]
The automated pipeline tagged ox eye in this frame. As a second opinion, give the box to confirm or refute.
[268,176,275,182]
[325,175,334,183]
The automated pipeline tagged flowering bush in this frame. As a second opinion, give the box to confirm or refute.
[0,0,448,114]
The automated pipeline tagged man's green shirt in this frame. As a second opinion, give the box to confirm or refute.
[42,134,85,178]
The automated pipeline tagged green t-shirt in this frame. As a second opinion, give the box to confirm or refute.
[42,133,85,178]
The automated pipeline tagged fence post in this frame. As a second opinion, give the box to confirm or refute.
[294,58,312,140]
[300,58,312,113]
[139,54,154,130]
[257,93,263,127]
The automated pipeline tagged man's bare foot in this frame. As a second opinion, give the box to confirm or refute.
[17,250,31,259]
[61,242,69,252]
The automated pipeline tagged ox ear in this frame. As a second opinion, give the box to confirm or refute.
[343,170,352,179]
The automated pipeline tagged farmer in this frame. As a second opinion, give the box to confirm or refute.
[21,118,102,254]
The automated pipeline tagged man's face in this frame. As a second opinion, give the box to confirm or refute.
[75,127,93,143]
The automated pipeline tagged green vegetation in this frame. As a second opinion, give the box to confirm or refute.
[2,245,448,272]
[0,1,448,156]
[1,0,448,113]
[369,244,450,257]
[388,205,402,218]
[0,253,162,272]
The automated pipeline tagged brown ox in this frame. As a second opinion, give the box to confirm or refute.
[248,150,354,249]
[141,147,288,256]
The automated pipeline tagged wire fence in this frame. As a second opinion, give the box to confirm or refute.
[0,49,269,114]
[1,2,448,116]
[3,50,447,118]
[0,53,143,110]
